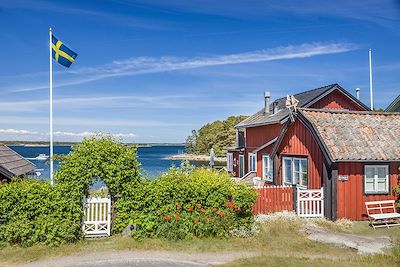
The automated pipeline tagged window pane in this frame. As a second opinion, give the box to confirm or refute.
[377,167,387,179]
[365,178,375,192]
[365,167,374,178]
[269,158,274,181]
[301,160,308,186]
[294,159,300,172]
[284,159,292,184]
[293,171,300,185]
[377,178,387,192]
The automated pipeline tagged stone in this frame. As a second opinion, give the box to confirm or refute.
[121,224,136,238]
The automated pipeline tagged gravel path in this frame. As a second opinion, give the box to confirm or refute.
[18,251,258,267]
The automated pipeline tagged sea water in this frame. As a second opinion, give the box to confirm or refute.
[9,145,221,181]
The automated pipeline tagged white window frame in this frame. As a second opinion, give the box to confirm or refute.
[248,153,256,172]
[282,156,308,187]
[364,165,389,194]
[262,154,273,182]
[227,153,233,172]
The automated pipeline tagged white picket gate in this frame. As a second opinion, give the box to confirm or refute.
[82,196,111,237]
[297,188,324,218]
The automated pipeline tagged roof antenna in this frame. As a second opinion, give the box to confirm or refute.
[285,95,299,122]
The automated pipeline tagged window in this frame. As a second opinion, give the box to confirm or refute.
[262,155,273,182]
[227,153,233,172]
[248,153,256,172]
[364,165,389,194]
[282,157,308,187]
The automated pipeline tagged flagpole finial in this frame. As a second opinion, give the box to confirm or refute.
[49,27,52,32]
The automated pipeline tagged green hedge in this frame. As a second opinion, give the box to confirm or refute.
[0,179,81,247]
[0,136,142,248]
[115,167,257,239]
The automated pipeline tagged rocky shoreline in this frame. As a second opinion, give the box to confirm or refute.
[165,153,227,162]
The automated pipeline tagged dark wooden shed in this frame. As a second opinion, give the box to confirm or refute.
[0,144,36,182]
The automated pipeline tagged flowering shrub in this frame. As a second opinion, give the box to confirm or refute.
[115,167,257,239]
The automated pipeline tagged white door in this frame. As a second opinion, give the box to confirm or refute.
[82,196,111,237]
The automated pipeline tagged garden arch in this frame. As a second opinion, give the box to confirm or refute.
[54,136,142,237]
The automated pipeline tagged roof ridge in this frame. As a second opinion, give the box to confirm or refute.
[273,83,337,102]
[299,107,400,116]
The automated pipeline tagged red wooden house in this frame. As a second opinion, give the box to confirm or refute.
[227,84,400,220]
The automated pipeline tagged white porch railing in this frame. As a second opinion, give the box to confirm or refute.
[297,188,324,218]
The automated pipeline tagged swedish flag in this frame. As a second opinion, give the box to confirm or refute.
[51,35,77,68]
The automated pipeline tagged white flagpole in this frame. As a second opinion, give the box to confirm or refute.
[369,48,374,110]
[49,27,54,186]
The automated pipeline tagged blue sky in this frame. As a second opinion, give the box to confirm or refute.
[0,0,399,143]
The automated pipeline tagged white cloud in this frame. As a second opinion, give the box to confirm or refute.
[0,115,189,128]
[9,42,358,92]
[0,128,39,135]
[0,94,198,112]
[0,128,136,142]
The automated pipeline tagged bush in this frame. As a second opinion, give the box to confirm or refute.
[0,179,81,247]
[115,167,257,239]
[0,136,142,248]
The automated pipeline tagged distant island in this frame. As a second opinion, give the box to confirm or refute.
[0,141,185,147]
[165,153,226,162]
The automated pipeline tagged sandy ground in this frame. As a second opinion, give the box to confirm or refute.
[17,251,258,267]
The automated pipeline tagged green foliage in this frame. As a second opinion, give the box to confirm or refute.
[186,116,248,157]
[393,185,400,208]
[0,135,142,247]
[115,167,257,239]
[55,135,142,197]
[0,179,81,247]
[185,130,197,154]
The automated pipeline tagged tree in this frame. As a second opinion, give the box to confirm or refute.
[186,116,248,157]
[185,129,197,154]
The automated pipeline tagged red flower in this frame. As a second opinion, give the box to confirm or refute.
[175,214,180,220]
[211,208,217,212]
[200,208,206,212]
[217,212,225,217]
[194,220,199,225]
[188,206,194,211]
[162,215,171,221]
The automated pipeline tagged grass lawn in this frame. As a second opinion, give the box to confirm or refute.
[0,218,399,266]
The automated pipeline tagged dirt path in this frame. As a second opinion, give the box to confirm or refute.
[301,225,393,254]
[17,251,259,267]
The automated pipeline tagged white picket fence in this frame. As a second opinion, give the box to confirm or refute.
[297,188,324,218]
[82,196,111,237]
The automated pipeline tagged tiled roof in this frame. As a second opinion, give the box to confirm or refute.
[0,145,35,178]
[299,108,400,161]
[235,83,369,128]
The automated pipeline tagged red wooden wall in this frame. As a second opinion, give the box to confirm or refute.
[310,89,367,111]
[246,124,282,150]
[276,120,324,189]
[337,162,399,220]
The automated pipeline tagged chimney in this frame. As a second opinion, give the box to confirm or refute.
[356,88,360,100]
[264,91,270,114]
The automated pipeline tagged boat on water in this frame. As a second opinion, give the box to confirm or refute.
[36,154,49,160]
[26,154,49,161]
